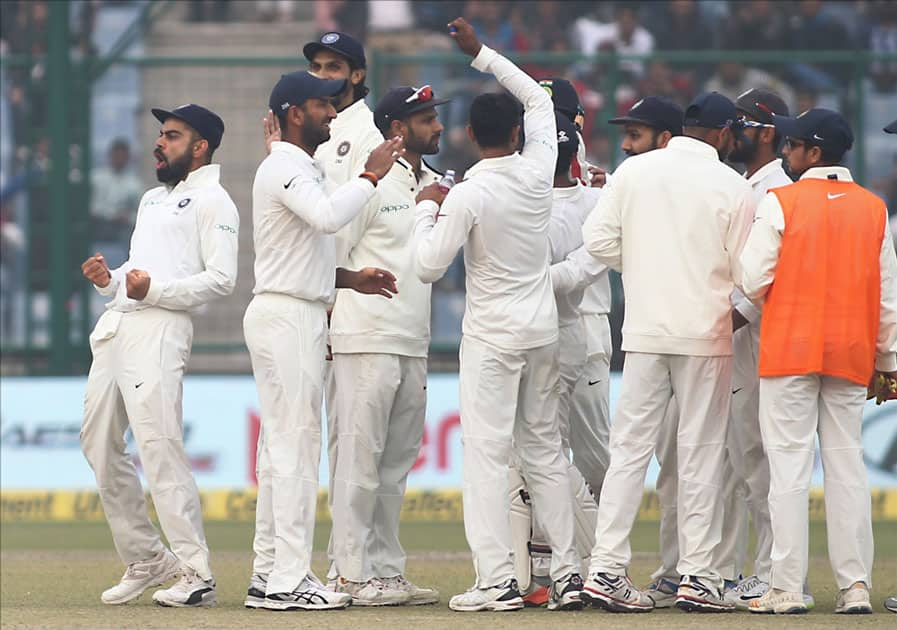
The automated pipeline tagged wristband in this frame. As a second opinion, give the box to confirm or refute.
[359,171,379,187]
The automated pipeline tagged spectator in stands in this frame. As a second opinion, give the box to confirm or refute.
[784,0,854,91]
[466,0,521,52]
[868,0,897,93]
[0,198,24,341]
[649,0,714,51]
[704,60,795,114]
[719,0,788,53]
[91,138,142,268]
[187,0,232,22]
[573,2,655,80]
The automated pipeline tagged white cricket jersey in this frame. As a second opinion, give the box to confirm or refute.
[250,141,375,303]
[413,45,559,351]
[548,182,606,327]
[731,158,792,324]
[330,157,440,358]
[314,98,383,186]
[583,136,756,356]
[96,164,239,312]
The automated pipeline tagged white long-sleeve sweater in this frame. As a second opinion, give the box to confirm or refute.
[582,136,755,356]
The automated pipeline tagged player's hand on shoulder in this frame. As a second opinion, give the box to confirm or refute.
[126,269,151,300]
[81,253,111,288]
[364,136,405,180]
[448,18,482,57]
[263,109,281,155]
[416,182,447,206]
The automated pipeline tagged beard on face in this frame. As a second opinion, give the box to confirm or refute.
[729,132,760,163]
[300,114,331,148]
[405,127,440,156]
[155,148,192,185]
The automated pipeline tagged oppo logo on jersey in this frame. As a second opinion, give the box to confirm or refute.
[380,203,410,214]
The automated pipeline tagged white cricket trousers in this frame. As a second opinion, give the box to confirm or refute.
[567,313,612,494]
[591,352,732,583]
[759,374,873,593]
[725,320,772,582]
[330,352,427,582]
[81,308,212,580]
[459,336,578,587]
[243,293,328,595]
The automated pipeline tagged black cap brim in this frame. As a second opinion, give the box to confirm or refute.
[885,119,897,134]
[608,115,657,128]
[771,114,807,140]
[151,108,178,125]
[404,98,451,117]
[309,77,349,100]
[303,42,364,68]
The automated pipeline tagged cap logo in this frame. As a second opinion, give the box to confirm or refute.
[337,141,351,156]
[812,133,825,141]
[322,33,340,44]
[631,99,644,110]
[280,102,290,111]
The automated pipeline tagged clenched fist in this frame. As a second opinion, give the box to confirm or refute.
[81,253,111,288]
[448,18,482,57]
[126,269,151,300]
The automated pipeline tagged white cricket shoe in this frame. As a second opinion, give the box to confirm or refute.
[244,573,267,609]
[835,581,873,614]
[748,587,807,614]
[548,572,583,611]
[449,578,524,612]
[380,575,439,605]
[644,576,679,609]
[724,574,769,610]
[581,572,654,612]
[675,575,735,612]
[263,577,351,610]
[152,567,217,607]
[333,576,409,606]
[100,549,180,605]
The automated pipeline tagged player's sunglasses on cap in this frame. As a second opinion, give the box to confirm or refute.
[405,85,434,104]
[736,115,774,129]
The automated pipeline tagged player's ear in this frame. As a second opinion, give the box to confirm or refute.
[466,124,476,144]
[350,67,366,87]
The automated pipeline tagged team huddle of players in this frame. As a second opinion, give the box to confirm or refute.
[80,17,897,616]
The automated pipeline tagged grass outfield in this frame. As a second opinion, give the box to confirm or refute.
[2,521,896,628]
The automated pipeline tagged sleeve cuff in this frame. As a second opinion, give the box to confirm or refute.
[95,279,118,297]
[470,44,497,72]
[143,278,164,305]
[734,296,762,323]
[875,354,897,373]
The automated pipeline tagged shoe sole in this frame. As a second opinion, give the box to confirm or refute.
[836,605,872,614]
[153,592,218,608]
[259,599,351,611]
[675,595,735,613]
[749,605,808,614]
[101,566,181,605]
[581,587,652,613]
[244,595,267,609]
[449,597,524,612]
[406,596,440,606]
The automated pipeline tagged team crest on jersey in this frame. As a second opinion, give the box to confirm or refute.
[178,198,191,208]
[337,141,351,156]
[539,79,554,97]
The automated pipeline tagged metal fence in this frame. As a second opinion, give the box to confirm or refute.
[1,8,895,374]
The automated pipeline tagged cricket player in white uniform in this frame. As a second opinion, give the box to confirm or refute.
[413,18,581,613]
[259,31,385,594]
[511,112,605,606]
[742,109,897,615]
[243,70,402,611]
[540,78,613,498]
[719,88,794,607]
[328,84,449,606]
[80,104,238,608]
[581,92,754,613]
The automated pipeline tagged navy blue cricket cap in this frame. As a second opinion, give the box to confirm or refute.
[151,104,225,150]
[773,108,854,155]
[885,119,897,134]
[555,111,579,153]
[539,78,583,122]
[303,31,366,68]
[684,92,737,130]
[735,87,789,123]
[269,71,347,114]
[374,85,450,134]
[609,96,683,135]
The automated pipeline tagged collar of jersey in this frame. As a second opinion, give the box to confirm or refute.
[167,163,220,192]
[800,165,853,182]
[464,152,520,179]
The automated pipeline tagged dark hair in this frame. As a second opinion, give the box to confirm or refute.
[348,58,369,102]
[816,143,846,164]
[555,144,576,177]
[469,92,522,148]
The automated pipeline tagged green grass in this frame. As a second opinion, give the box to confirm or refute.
[2,521,896,628]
